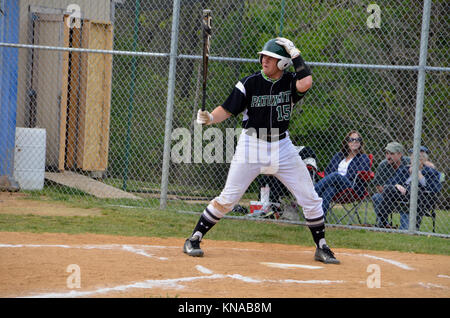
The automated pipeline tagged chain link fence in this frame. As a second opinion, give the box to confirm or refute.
[0,0,448,236]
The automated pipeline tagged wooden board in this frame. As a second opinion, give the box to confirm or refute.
[45,171,141,200]
[65,22,83,169]
[58,16,71,171]
[76,20,113,171]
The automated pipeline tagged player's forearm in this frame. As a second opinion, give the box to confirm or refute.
[296,75,312,93]
[292,52,312,93]
[209,106,232,124]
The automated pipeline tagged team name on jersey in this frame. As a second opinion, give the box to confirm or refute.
[250,91,291,108]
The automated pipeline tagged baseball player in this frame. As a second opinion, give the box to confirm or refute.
[183,38,340,264]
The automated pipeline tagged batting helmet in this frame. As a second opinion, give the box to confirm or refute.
[258,39,292,71]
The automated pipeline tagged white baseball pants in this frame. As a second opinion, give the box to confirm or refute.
[205,129,324,224]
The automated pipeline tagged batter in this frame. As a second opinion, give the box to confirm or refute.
[184,38,340,264]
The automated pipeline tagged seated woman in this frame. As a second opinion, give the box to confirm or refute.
[314,130,370,217]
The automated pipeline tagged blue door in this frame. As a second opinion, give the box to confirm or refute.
[0,0,19,178]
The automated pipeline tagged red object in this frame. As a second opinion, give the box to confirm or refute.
[249,201,263,214]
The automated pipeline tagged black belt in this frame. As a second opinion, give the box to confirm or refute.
[245,130,287,142]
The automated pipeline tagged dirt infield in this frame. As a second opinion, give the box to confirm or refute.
[0,231,449,298]
[0,192,449,298]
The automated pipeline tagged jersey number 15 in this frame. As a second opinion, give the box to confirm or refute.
[276,104,292,121]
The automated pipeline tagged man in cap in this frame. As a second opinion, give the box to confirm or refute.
[376,145,442,229]
[372,142,410,227]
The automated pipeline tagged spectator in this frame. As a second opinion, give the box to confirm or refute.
[372,142,409,226]
[376,146,442,230]
[314,130,370,217]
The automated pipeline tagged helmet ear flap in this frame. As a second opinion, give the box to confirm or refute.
[259,53,292,70]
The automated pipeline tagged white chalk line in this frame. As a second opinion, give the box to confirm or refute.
[360,254,415,270]
[0,243,168,261]
[230,247,313,254]
[261,262,323,270]
[1,243,417,271]
[2,243,415,271]
[340,252,415,271]
[418,282,449,290]
[1,243,419,271]
[230,248,416,272]
[23,274,223,298]
[23,265,344,298]
[195,265,214,274]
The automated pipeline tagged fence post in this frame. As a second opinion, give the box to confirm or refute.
[279,0,286,37]
[122,0,140,191]
[160,0,181,209]
[409,0,431,233]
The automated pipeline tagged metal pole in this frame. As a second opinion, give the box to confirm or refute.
[122,0,140,191]
[160,0,181,209]
[2,42,449,72]
[409,0,431,233]
[279,0,286,37]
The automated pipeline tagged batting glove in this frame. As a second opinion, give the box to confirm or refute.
[196,109,213,125]
[276,37,301,58]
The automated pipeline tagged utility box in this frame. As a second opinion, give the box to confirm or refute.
[14,127,46,190]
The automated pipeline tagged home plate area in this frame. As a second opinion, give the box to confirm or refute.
[0,232,449,298]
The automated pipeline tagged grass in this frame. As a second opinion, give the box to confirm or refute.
[0,191,449,256]
[323,202,450,236]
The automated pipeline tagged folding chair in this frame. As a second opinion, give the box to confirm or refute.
[418,172,444,232]
[318,154,375,225]
[417,191,438,232]
[393,172,445,232]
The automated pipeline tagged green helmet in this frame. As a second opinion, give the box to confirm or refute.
[257,39,292,70]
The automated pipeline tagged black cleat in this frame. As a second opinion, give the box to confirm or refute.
[183,235,204,257]
[314,245,340,264]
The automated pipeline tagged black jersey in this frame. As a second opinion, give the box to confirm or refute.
[222,70,306,136]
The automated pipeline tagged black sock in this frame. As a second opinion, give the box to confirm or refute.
[308,222,326,248]
[191,212,217,240]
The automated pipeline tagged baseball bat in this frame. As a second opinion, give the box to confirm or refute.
[201,9,212,111]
